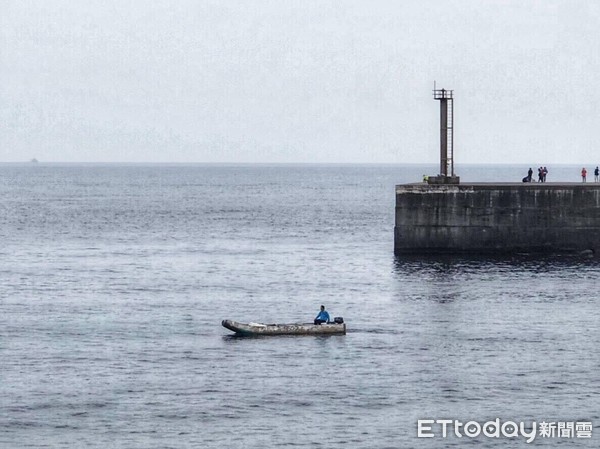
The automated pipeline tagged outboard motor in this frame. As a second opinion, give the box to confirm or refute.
[333,317,344,324]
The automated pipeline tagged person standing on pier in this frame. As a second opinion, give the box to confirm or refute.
[542,166,548,182]
[594,166,599,182]
[581,167,587,182]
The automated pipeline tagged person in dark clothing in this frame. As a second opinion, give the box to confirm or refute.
[595,166,599,182]
[527,167,533,182]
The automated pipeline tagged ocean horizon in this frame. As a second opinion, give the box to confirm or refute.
[1,163,598,448]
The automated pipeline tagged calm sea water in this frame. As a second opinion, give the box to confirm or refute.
[1,164,598,448]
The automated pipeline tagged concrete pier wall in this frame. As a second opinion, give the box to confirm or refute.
[394,183,600,254]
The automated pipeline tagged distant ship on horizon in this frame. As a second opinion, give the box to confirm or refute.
[30,158,39,163]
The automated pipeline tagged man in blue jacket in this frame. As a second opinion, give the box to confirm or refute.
[314,305,330,325]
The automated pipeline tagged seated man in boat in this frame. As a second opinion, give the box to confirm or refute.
[314,305,330,325]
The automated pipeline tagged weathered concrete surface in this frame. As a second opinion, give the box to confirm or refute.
[394,183,600,254]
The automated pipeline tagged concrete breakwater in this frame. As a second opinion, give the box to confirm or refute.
[394,183,600,255]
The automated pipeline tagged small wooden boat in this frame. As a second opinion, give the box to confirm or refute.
[222,319,346,336]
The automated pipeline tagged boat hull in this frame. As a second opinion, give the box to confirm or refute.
[222,319,346,336]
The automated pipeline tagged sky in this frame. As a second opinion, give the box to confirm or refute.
[1,0,600,164]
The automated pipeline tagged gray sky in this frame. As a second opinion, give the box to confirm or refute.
[1,0,599,164]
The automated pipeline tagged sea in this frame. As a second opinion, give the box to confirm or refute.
[1,163,598,449]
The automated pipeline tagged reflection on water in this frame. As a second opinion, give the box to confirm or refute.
[1,165,598,448]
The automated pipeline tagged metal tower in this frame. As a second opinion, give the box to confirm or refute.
[429,87,459,184]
